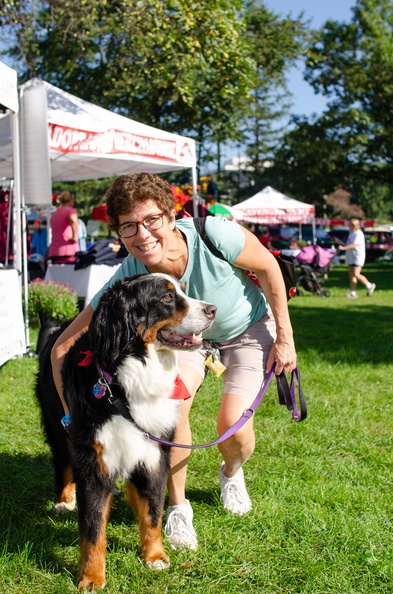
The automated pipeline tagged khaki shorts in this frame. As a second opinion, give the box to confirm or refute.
[177,312,276,399]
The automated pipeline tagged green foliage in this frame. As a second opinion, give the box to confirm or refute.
[52,178,114,220]
[242,1,307,176]
[1,264,393,592]
[0,0,306,169]
[268,0,393,216]
[26,279,79,321]
[2,0,255,151]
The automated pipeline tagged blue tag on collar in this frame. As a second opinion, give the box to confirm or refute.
[93,383,106,398]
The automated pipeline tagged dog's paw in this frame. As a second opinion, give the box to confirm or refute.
[53,499,76,513]
[77,578,107,591]
[146,558,170,571]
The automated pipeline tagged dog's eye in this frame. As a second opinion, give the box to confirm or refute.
[162,292,174,302]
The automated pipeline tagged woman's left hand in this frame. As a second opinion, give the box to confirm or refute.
[266,339,297,376]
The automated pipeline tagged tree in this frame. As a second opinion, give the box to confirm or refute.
[242,1,307,178]
[264,0,393,218]
[1,0,257,163]
[1,0,307,171]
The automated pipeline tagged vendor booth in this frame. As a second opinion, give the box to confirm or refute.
[0,78,197,184]
[0,75,198,362]
[0,62,26,365]
[232,186,315,225]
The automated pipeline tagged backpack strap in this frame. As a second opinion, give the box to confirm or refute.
[193,217,226,260]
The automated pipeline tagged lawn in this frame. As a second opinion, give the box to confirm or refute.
[0,263,392,593]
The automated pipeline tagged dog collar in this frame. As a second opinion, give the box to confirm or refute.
[79,350,190,401]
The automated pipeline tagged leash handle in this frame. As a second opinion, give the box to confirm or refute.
[291,367,307,421]
[276,366,307,422]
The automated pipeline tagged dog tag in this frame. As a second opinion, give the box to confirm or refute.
[92,383,106,398]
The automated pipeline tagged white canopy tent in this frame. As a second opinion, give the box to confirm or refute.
[0,77,198,195]
[0,75,198,356]
[232,186,315,225]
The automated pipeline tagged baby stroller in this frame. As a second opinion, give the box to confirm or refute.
[295,245,336,297]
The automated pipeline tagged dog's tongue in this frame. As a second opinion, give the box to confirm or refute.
[159,330,202,346]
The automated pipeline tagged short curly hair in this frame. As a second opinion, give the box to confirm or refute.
[105,172,175,231]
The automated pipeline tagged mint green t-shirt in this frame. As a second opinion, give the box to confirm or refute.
[89,217,268,341]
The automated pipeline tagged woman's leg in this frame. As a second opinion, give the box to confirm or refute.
[166,365,201,506]
[216,314,276,515]
[348,265,358,291]
[352,265,370,287]
[165,365,202,551]
[217,393,256,477]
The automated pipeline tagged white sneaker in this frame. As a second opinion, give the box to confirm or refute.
[367,283,376,296]
[219,462,252,516]
[165,501,198,550]
[345,292,358,298]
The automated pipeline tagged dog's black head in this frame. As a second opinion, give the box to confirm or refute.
[89,273,216,371]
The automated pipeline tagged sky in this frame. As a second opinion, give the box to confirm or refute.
[262,0,356,119]
[220,0,356,165]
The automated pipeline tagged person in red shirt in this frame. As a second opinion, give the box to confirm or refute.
[258,226,272,250]
[48,191,79,263]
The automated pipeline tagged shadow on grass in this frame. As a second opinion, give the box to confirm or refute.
[0,450,215,580]
[0,451,151,577]
[291,303,393,365]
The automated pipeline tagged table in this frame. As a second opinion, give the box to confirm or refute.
[45,263,121,307]
[0,269,26,365]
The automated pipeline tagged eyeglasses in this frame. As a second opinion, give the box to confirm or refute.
[117,213,165,238]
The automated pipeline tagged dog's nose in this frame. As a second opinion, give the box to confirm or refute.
[204,304,217,319]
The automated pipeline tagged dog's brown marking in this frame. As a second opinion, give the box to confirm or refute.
[56,465,76,506]
[143,310,188,344]
[77,494,112,591]
[126,483,169,565]
[93,442,108,477]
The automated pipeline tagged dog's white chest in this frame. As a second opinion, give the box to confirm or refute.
[96,416,166,478]
[96,351,179,478]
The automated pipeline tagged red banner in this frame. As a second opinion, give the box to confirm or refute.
[48,123,194,163]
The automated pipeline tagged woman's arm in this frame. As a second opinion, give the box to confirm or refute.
[51,304,94,414]
[233,226,296,375]
[69,212,79,242]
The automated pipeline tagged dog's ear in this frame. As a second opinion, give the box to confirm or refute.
[89,280,142,369]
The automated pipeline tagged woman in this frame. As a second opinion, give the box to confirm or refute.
[51,172,296,551]
[48,191,79,263]
[338,218,376,298]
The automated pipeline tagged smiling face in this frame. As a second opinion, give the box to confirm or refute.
[118,199,176,268]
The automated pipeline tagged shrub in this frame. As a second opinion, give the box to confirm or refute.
[25,279,79,321]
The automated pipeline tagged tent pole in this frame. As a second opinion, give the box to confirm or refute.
[191,164,198,218]
[10,111,22,276]
[18,85,31,350]
[5,179,13,267]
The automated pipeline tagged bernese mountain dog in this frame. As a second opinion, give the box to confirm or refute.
[35,273,216,591]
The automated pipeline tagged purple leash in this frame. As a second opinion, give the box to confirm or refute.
[140,364,307,449]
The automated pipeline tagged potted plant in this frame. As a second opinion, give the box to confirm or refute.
[25,279,79,352]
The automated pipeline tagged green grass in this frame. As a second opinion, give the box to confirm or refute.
[1,263,392,593]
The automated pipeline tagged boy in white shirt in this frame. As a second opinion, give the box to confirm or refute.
[338,218,376,298]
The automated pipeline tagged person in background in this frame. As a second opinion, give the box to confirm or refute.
[258,226,272,250]
[338,218,376,298]
[48,191,79,264]
[50,172,296,551]
[77,218,87,252]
